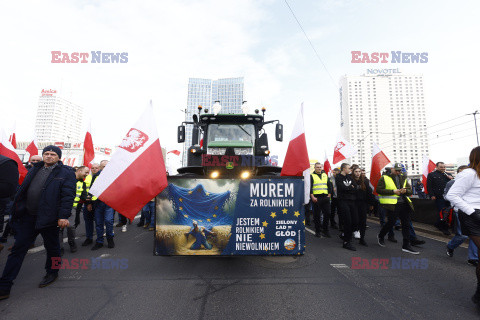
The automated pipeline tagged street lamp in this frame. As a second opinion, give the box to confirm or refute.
[468,110,479,146]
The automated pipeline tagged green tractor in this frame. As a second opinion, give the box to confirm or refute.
[176,104,284,178]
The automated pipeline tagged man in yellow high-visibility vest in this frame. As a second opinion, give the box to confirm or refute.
[310,162,333,238]
[377,163,419,254]
[81,163,100,247]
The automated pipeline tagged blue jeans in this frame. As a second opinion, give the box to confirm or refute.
[142,202,155,228]
[83,206,95,240]
[447,212,479,261]
[0,215,60,291]
[379,206,395,238]
[94,202,114,244]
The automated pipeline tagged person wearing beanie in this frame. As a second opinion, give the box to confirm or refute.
[0,145,76,301]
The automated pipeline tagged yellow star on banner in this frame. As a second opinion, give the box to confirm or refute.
[282,208,288,214]
[303,220,305,225]
[188,191,193,194]
[213,214,217,218]
[198,220,203,222]
[184,214,188,218]
[214,206,218,210]
[270,212,276,218]
[294,211,300,217]
[179,207,183,211]
[207,219,211,222]
[259,233,265,240]
[262,220,268,227]
[179,198,183,202]
[206,192,210,196]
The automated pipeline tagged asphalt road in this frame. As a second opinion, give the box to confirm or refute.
[1,218,480,320]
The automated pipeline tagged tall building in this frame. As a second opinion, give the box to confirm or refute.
[182,77,244,165]
[339,71,429,176]
[35,89,84,143]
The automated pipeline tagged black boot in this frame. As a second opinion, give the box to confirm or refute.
[107,237,115,248]
[39,273,58,288]
[473,284,480,304]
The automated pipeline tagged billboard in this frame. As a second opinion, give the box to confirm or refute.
[155,177,305,256]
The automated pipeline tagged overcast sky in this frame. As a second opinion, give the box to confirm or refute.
[1,0,479,168]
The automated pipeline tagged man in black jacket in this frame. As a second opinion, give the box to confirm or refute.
[0,146,76,300]
[335,163,358,251]
[427,162,453,235]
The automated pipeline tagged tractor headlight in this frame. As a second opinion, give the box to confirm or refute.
[234,148,253,155]
[207,148,226,155]
[240,171,251,179]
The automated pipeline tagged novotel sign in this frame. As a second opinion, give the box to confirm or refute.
[366,68,401,75]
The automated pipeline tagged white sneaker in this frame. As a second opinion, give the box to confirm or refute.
[354,231,360,239]
[122,225,127,232]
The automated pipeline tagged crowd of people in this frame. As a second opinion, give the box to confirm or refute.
[0,145,155,300]
[307,146,480,304]
[1,144,480,304]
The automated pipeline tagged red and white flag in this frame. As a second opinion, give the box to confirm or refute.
[89,104,168,220]
[333,135,357,164]
[280,103,310,204]
[168,150,181,156]
[370,142,390,194]
[323,151,332,177]
[1,129,27,184]
[25,133,39,160]
[8,122,17,149]
[422,155,436,194]
[83,121,95,169]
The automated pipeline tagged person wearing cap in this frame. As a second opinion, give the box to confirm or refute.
[376,162,420,254]
[0,145,76,300]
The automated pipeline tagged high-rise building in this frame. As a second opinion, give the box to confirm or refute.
[35,89,84,143]
[339,71,429,176]
[182,77,244,165]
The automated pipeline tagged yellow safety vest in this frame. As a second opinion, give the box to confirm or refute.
[74,180,84,208]
[311,173,329,195]
[378,175,412,205]
[84,174,97,201]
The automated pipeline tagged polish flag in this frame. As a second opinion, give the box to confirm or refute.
[332,135,357,164]
[323,151,332,177]
[370,143,390,194]
[89,103,168,220]
[0,129,27,184]
[280,103,310,204]
[8,122,17,149]
[25,134,39,160]
[422,155,436,194]
[83,121,95,169]
[168,150,181,156]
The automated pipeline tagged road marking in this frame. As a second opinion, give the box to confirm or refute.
[99,254,111,258]
[330,264,349,268]
[305,227,315,235]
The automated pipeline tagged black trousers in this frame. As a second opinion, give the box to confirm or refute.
[330,197,339,225]
[338,199,358,242]
[313,195,331,234]
[0,214,60,291]
[379,202,412,246]
[356,200,367,239]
